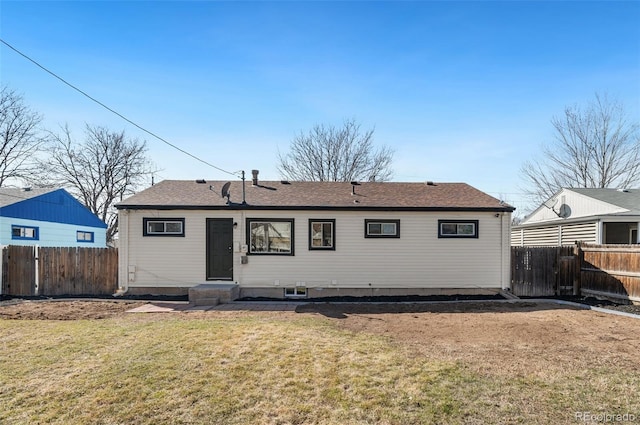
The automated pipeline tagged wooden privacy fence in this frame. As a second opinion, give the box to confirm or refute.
[511,246,577,297]
[511,244,640,303]
[1,246,118,297]
[580,244,640,303]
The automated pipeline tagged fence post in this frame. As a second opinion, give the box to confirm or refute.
[573,242,582,296]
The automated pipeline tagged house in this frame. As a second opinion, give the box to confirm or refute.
[0,188,107,247]
[512,188,640,246]
[115,172,514,299]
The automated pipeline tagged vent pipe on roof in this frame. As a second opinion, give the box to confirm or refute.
[242,171,247,205]
[351,181,360,195]
[252,169,259,186]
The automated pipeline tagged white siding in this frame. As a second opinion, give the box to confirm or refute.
[522,226,560,246]
[560,222,597,245]
[523,189,627,224]
[510,221,598,246]
[119,209,511,290]
[511,228,523,247]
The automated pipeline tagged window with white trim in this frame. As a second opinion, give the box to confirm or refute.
[143,218,185,236]
[365,219,400,238]
[284,287,307,297]
[247,219,294,255]
[438,220,479,238]
[77,231,94,243]
[12,225,39,240]
[309,219,335,250]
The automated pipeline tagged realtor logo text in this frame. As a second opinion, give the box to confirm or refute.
[576,412,637,423]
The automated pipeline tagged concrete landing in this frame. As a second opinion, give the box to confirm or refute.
[188,283,240,305]
[126,302,192,313]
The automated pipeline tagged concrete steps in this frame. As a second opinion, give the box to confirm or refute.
[193,297,219,307]
[189,283,239,306]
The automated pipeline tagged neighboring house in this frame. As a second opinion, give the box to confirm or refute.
[0,188,107,247]
[512,188,640,246]
[116,173,514,298]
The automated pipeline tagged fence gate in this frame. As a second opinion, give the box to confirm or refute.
[1,246,37,296]
[511,246,576,297]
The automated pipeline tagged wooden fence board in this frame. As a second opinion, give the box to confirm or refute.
[511,246,575,297]
[2,246,117,297]
[580,244,640,302]
[1,246,36,296]
[511,244,640,302]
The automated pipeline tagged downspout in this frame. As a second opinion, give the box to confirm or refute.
[501,212,508,290]
[597,220,604,244]
[0,245,4,296]
[117,209,130,295]
[124,210,130,293]
[34,245,40,296]
[238,208,246,286]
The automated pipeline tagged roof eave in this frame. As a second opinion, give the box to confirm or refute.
[514,213,640,229]
[116,204,515,212]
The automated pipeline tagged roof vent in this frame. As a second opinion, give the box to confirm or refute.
[252,169,259,186]
[280,180,290,185]
[22,187,32,192]
[426,181,435,186]
[618,188,630,192]
[351,181,360,195]
[196,179,206,184]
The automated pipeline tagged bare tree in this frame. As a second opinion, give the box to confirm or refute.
[37,124,151,244]
[522,94,640,204]
[0,86,44,186]
[278,119,394,182]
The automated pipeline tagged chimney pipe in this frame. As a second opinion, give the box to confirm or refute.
[251,169,259,186]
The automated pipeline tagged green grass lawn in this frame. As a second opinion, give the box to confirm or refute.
[1,313,638,424]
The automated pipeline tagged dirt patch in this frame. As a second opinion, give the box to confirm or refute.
[0,300,147,320]
[3,299,640,378]
[296,301,640,377]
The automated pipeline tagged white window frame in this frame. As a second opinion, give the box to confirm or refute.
[284,287,307,297]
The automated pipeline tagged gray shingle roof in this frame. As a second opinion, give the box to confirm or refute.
[0,188,57,208]
[569,188,640,214]
[117,180,514,211]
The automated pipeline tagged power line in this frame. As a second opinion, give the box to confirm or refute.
[0,38,240,178]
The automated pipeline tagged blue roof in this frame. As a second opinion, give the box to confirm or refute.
[0,188,107,229]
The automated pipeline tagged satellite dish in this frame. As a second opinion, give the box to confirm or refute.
[558,204,571,218]
[221,182,231,202]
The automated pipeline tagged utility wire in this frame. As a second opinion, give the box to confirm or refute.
[0,38,240,178]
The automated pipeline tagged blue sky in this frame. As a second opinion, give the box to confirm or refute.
[1,1,639,214]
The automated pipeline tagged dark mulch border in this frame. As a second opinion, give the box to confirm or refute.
[0,294,188,302]
[238,294,507,303]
